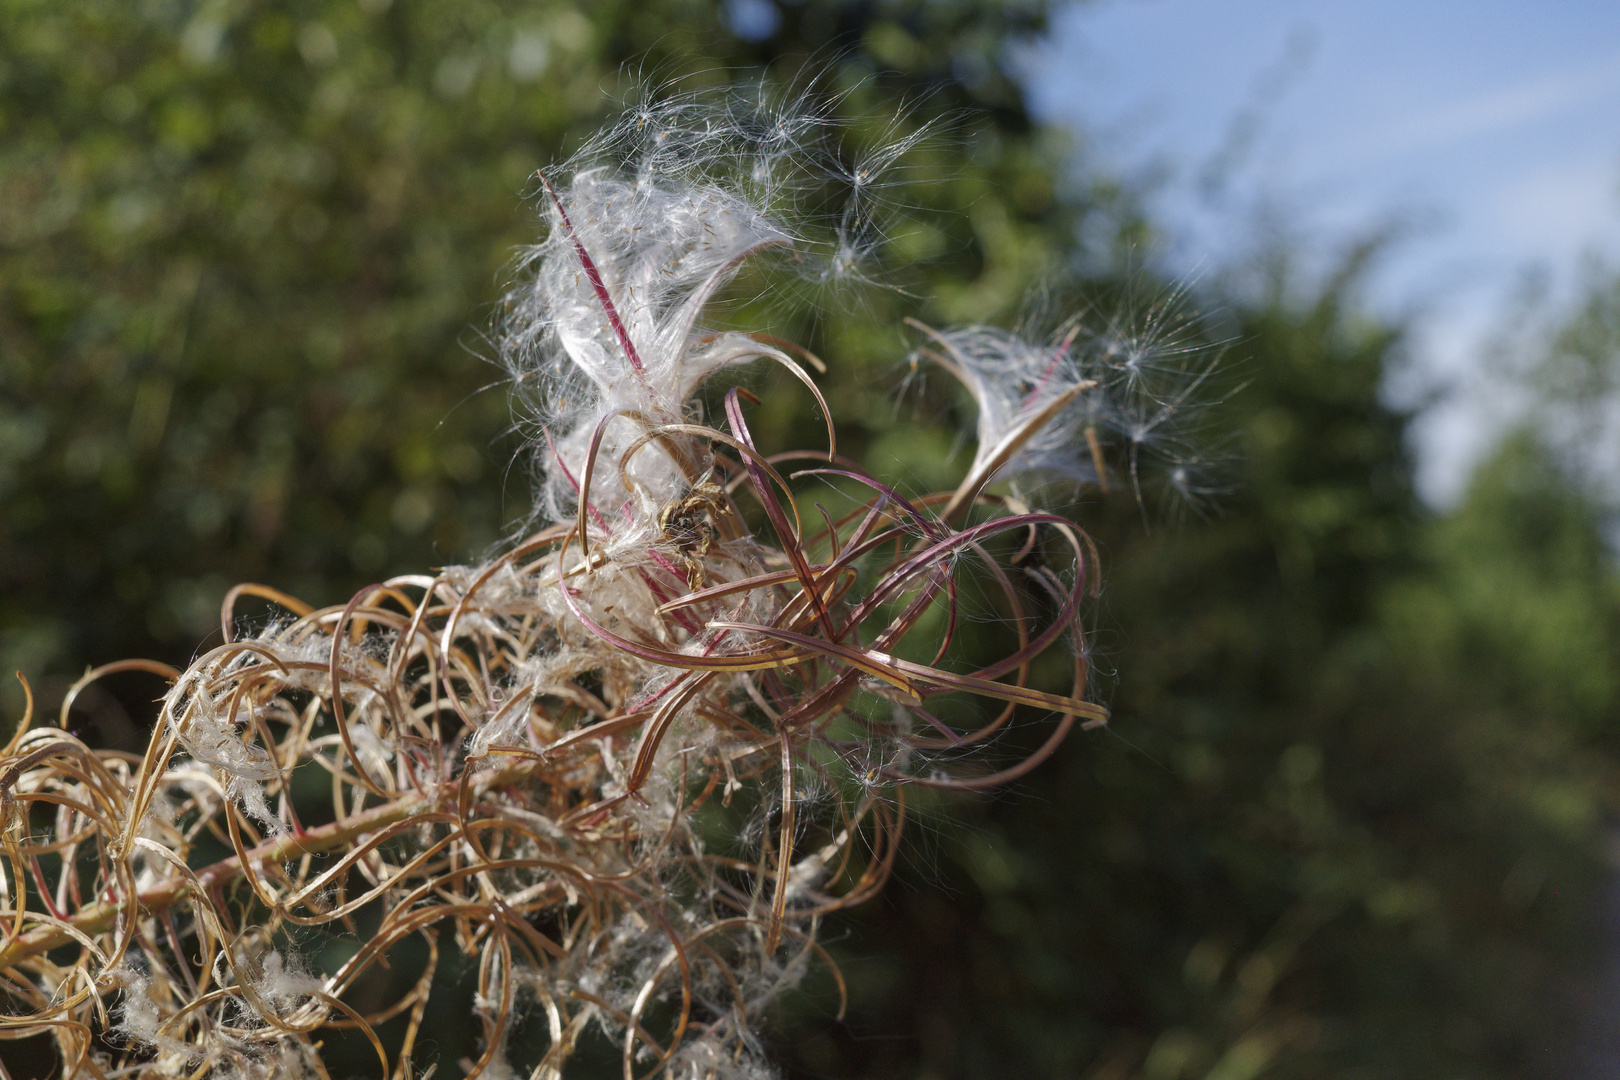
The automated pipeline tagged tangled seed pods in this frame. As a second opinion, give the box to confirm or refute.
[0,87,1219,1079]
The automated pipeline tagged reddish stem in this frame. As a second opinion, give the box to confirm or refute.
[539,173,648,381]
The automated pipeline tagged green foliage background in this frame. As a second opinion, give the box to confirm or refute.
[3,1,1618,1077]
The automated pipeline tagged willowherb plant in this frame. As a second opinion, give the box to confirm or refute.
[0,87,1220,1079]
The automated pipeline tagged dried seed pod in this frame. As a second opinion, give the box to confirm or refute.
[0,85,1227,1079]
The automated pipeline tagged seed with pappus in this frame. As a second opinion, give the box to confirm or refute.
[0,84,1221,1079]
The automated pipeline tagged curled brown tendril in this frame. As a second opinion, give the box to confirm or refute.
[0,88,1137,1077]
[0,378,1103,1078]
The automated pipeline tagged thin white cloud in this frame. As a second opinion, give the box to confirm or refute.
[1337,48,1620,167]
[1489,155,1620,250]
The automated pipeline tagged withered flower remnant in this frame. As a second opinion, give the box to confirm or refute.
[0,88,1213,1079]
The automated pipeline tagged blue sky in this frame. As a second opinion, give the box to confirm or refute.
[1023,0,1620,502]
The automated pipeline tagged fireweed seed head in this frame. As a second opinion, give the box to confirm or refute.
[910,275,1231,515]
[1073,278,1234,511]
[501,83,933,533]
[912,322,1099,485]
[0,79,1189,1079]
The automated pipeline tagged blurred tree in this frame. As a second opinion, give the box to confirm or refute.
[1515,261,1620,523]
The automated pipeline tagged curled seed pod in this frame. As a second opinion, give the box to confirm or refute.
[0,85,1219,1079]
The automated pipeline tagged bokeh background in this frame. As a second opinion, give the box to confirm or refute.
[4,1,1620,1077]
